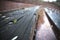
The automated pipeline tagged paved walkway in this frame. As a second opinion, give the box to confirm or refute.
[35,9,57,40]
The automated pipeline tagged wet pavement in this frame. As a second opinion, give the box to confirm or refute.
[0,6,40,40]
[0,1,60,40]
